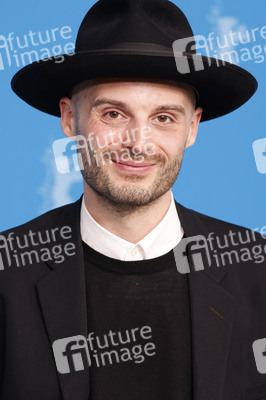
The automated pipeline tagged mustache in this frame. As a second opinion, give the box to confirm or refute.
[100,149,166,164]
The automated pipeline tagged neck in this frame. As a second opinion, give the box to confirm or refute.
[83,185,172,243]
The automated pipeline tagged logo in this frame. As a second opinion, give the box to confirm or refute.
[52,128,155,174]
[173,35,213,74]
[172,34,226,75]
[0,35,11,71]
[0,28,74,71]
[0,235,11,270]
[253,338,266,374]
[53,326,156,373]
[0,227,76,271]
[253,138,266,174]
[53,335,91,374]
[52,136,91,174]
[173,235,211,274]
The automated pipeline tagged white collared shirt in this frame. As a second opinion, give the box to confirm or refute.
[80,192,184,261]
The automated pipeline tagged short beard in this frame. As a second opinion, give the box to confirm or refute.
[77,124,185,216]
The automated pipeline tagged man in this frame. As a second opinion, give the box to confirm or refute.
[1,0,266,399]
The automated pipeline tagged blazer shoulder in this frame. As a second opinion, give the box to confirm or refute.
[0,197,82,237]
[175,200,259,237]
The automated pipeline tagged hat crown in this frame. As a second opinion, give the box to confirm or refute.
[11,0,258,121]
[76,0,194,51]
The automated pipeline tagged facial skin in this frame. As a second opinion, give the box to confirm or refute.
[60,78,202,241]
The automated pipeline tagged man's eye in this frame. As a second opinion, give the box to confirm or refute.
[106,111,120,119]
[157,115,171,123]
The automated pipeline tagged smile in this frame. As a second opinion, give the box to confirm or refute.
[112,160,156,173]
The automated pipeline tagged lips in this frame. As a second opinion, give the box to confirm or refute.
[112,159,156,173]
[113,160,155,168]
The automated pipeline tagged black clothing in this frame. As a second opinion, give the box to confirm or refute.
[83,242,192,400]
[1,197,266,399]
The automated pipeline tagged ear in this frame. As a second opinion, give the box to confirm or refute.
[59,97,76,139]
[185,107,203,149]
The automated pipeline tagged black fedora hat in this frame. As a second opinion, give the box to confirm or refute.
[11,0,257,122]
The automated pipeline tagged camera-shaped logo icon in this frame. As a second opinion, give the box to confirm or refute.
[253,338,266,374]
[53,135,91,174]
[173,235,211,274]
[173,36,205,75]
[53,335,91,374]
[0,234,12,271]
[253,138,266,174]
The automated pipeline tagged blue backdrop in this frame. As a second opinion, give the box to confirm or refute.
[1,0,265,232]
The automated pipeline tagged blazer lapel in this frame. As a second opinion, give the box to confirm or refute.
[175,201,235,400]
[36,198,89,400]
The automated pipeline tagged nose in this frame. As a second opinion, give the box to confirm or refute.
[119,122,152,152]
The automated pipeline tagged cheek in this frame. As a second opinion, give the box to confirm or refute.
[155,132,188,158]
[84,118,103,133]
[82,120,112,144]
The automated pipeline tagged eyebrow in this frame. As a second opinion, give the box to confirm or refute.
[152,105,186,116]
[90,98,186,116]
[90,98,130,112]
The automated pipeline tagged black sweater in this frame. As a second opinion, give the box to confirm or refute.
[83,241,193,400]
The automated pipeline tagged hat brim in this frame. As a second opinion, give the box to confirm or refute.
[11,49,258,122]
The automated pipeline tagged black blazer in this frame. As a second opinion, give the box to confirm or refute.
[1,197,266,400]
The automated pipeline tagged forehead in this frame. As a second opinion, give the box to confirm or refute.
[71,78,196,108]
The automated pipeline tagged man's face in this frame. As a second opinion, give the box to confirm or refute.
[60,78,202,211]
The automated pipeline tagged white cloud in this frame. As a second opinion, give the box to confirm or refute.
[207,2,249,63]
[38,146,82,213]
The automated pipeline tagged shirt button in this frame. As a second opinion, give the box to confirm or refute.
[130,248,138,257]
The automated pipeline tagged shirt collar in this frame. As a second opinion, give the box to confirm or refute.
[80,192,184,261]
